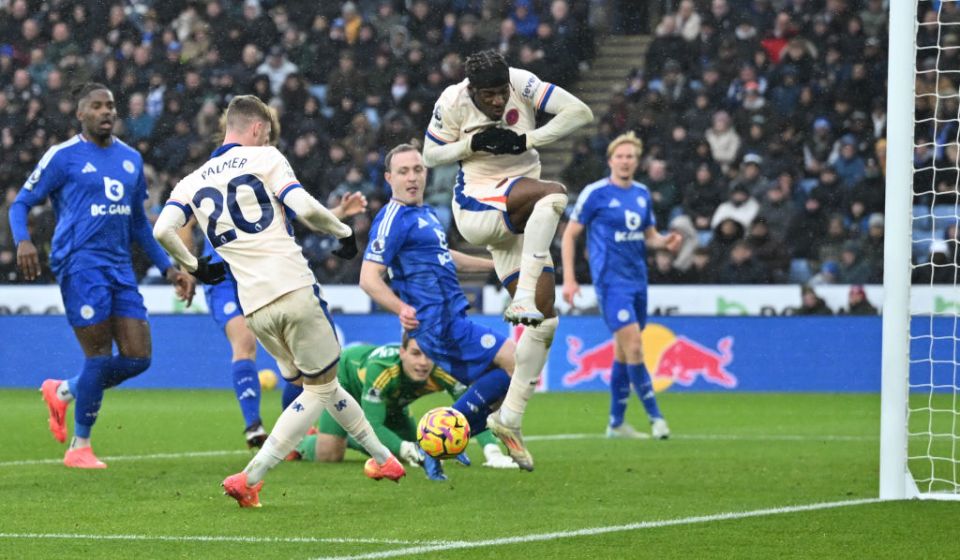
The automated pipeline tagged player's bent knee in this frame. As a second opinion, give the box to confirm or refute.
[534,191,568,217]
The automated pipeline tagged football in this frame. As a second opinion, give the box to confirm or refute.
[417,407,471,459]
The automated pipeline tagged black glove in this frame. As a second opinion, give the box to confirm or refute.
[192,255,227,285]
[470,127,528,155]
[332,230,359,260]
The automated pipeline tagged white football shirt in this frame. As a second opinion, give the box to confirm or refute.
[426,68,555,188]
[168,145,315,314]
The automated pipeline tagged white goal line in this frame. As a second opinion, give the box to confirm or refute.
[309,498,884,560]
[0,432,878,468]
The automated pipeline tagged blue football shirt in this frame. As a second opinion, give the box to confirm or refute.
[364,200,469,332]
[14,134,156,280]
[570,178,656,291]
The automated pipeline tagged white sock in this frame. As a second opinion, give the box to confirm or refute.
[69,436,90,450]
[323,385,391,464]
[57,381,74,403]
[515,192,567,295]
[243,379,335,484]
[500,316,559,427]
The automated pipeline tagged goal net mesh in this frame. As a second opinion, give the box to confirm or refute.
[909,0,960,496]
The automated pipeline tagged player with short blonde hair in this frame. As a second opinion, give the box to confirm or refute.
[153,95,404,507]
[421,50,593,470]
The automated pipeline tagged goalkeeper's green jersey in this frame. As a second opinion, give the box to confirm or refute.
[337,343,466,453]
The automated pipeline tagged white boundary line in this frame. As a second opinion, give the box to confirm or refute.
[0,433,878,467]
[0,533,430,546]
[310,498,884,560]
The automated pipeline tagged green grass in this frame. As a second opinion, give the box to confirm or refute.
[1,390,957,559]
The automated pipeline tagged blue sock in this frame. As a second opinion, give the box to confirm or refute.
[453,369,511,433]
[626,363,662,421]
[281,381,303,410]
[74,356,111,439]
[231,359,261,427]
[609,361,630,428]
[102,356,151,389]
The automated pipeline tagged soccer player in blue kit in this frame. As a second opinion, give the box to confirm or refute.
[8,83,195,468]
[360,144,519,476]
[561,133,681,440]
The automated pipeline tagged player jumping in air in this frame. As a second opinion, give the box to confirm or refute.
[153,95,403,508]
[360,144,522,477]
[290,337,517,479]
[562,133,681,439]
[421,50,593,470]
[9,83,195,469]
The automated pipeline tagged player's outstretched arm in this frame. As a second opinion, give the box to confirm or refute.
[283,188,352,238]
[526,86,593,150]
[561,220,585,307]
[359,260,419,330]
[450,250,495,273]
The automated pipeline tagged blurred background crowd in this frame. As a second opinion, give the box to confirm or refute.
[0,0,955,295]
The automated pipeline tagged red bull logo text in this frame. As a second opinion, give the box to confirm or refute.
[562,324,737,391]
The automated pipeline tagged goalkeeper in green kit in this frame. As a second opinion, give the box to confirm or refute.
[290,334,517,477]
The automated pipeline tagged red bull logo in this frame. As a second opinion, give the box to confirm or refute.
[562,324,737,391]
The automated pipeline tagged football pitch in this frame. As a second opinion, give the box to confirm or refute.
[1,389,955,559]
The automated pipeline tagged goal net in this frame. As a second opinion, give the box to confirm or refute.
[883,0,960,501]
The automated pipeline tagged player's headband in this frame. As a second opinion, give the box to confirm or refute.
[469,65,509,90]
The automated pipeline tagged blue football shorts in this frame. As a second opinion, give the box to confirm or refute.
[597,287,648,333]
[59,266,148,327]
[204,272,244,331]
[413,312,507,384]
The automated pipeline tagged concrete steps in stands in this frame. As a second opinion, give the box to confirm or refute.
[539,35,650,182]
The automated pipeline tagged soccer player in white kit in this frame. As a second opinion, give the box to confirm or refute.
[153,95,404,507]
[421,50,593,469]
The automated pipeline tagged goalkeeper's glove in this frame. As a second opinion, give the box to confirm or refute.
[417,447,448,481]
[399,441,423,467]
[470,127,528,155]
[191,255,227,285]
[332,230,358,260]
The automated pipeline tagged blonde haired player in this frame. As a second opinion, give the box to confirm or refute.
[153,95,404,508]
[561,132,681,439]
[421,50,593,470]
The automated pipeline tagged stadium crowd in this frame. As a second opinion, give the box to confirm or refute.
[0,0,955,291]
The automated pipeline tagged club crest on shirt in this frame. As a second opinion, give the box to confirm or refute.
[505,108,519,126]
[637,197,647,209]
[103,176,124,202]
[123,160,135,174]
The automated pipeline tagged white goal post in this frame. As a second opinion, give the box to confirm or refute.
[880,0,960,501]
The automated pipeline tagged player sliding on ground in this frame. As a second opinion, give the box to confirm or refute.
[562,133,681,440]
[360,144,523,478]
[153,95,404,508]
[289,337,517,479]
[421,50,593,470]
[10,83,195,469]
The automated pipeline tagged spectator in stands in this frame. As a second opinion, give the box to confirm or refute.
[649,249,691,284]
[711,184,758,231]
[642,159,680,228]
[797,285,833,316]
[686,246,718,284]
[562,138,607,196]
[845,285,878,316]
[705,110,741,169]
[787,197,828,261]
[746,217,789,282]
[708,217,745,266]
[838,241,871,285]
[668,214,699,272]
[718,240,769,284]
